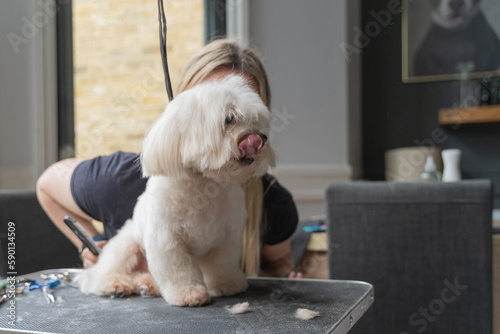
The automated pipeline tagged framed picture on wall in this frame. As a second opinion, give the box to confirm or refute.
[402,0,500,83]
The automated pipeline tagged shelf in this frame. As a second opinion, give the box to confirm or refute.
[439,105,500,125]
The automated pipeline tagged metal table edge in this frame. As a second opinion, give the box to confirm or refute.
[251,276,375,334]
[3,269,375,334]
[329,282,374,334]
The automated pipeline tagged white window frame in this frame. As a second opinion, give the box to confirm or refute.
[34,0,58,179]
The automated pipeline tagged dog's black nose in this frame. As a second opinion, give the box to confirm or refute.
[260,134,268,144]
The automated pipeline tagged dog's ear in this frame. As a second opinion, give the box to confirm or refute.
[140,103,184,178]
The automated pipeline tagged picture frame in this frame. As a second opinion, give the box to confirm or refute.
[402,0,500,83]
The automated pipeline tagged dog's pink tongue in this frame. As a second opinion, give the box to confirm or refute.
[238,133,263,159]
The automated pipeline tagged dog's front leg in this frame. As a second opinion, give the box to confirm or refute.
[144,238,210,307]
[200,241,248,297]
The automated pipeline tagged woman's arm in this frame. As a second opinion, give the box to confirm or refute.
[260,238,301,278]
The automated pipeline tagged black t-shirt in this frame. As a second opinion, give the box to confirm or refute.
[260,174,298,245]
[71,151,298,244]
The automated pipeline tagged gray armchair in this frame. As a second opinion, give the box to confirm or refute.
[326,180,493,334]
[0,190,80,277]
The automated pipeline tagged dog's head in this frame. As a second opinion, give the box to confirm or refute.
[141,75,276,183]
[429,0,481,30]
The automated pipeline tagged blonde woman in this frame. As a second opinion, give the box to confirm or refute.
[36,39,300,278]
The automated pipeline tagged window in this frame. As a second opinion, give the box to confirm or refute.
[71,0,205,159]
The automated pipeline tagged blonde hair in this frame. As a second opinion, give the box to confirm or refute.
[176,39,271,276]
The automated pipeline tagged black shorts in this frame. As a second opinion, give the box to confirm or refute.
[70,151,146,239]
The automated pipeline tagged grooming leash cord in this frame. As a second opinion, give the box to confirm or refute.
[158,0,174,101]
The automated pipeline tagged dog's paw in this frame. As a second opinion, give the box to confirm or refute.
[164,284,211,307]
[135,274,161,297]
[207,275,248,297]
[105,277,135,298]
[74,269,106,296]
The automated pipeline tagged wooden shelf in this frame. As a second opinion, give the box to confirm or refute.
[439,105,500,125]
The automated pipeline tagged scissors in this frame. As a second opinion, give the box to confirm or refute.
[29,279,60,304]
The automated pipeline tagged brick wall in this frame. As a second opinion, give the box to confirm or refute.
[73,0,203,159]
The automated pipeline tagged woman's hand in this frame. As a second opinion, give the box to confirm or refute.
[287,271,303,279]
[80,240,108,268]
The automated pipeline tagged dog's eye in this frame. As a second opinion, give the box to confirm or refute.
[225,114,235,125]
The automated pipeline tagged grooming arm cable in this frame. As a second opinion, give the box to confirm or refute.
[158,0,174,101]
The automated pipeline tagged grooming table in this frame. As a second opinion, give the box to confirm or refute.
[0,269,373,334]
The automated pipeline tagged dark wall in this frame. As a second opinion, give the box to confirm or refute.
[361,0,500,208]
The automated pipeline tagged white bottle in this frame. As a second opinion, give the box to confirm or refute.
[442,149,462,182]
[420,155,441,182]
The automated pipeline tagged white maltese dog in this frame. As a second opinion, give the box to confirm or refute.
[75,75,275,307]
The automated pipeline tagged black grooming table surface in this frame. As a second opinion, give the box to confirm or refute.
[0,269,373,334]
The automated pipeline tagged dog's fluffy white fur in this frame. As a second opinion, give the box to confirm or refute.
[74,75,275,307]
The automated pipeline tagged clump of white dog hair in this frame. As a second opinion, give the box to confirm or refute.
[295,308,320,320]
[226,302,250,315]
